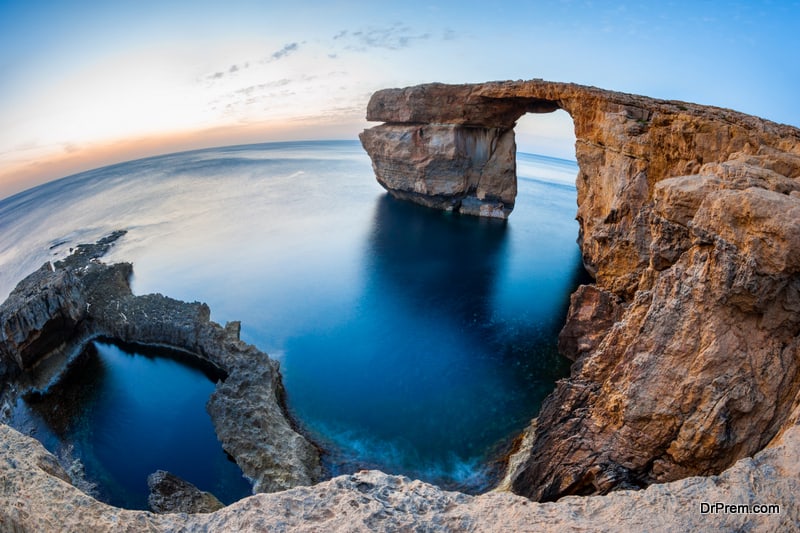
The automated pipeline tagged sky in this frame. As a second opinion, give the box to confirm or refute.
[1,0,798,199]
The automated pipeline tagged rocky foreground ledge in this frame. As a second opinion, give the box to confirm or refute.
[0,419,797,531]
[0,232,321,495]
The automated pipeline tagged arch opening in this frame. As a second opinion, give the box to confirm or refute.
[512,108,578,195]
[513,108,577,169]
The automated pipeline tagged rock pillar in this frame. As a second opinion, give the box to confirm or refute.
[359,123,517,218]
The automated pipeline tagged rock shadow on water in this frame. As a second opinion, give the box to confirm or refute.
[21,342,108,437]
[285,192,580,494]
[367,193,510,324]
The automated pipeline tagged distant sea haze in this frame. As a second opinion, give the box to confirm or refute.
[0,140,585,501]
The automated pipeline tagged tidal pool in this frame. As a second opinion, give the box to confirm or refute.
[11,339,252,510]
[0,141,587,498]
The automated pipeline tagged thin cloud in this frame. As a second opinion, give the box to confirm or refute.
[336,23,431,51]
[270,42,299,61]
[209,74,319,115]
[206,61,250,81]
[235,78,294,97]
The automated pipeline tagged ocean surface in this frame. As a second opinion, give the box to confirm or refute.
[0,140,586,506]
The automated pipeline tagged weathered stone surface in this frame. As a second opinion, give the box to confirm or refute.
[509,171,800,501]
[0,264,87,371]
[147,470,224,514]
[359,123,516,218]
[557,284,624,361]
[362,79,800,505]
[1,420,798,531]
[508,191,800,500]
[207,349,322,493]
[0,232,321,498]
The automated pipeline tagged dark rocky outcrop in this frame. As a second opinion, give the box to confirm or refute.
[0,264,87,371]
[361,80,800,502]
[0,231,321,495]
[147,470,224,514]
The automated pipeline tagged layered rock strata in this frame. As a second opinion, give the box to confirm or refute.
[361,80,800,502]
[0,232,321,494]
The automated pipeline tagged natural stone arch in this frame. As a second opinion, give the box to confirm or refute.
[359,86,563,219]
[361,80,800,502]
[360,79,800,295]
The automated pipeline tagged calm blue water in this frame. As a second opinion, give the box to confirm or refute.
[0,140,585,501]
[11,340,252,509]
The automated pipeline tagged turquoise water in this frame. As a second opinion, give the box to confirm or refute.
[0,141,585,501]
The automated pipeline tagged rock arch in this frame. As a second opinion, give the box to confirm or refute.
[361,80,800,501]
[360,80,800,295]
[359,84,561,220]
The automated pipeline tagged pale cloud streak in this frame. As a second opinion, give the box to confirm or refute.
[269,42,299,61]
[332,23,432,51]
[205,42,299,82]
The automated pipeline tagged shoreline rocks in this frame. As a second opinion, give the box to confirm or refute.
[0,231,321,497]
[1,420,797,531]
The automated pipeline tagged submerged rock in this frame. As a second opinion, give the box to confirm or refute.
[147,470,224,514]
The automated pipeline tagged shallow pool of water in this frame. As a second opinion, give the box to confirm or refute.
[11,339,252,510]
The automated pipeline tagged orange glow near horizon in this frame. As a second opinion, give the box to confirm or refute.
[0,109,579,201]
[0,116,370,200]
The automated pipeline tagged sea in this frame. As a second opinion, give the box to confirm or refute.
[0,140,586,509]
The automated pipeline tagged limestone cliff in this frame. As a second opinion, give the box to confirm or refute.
[361,80,800,502]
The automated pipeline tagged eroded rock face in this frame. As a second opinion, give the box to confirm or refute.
[360,123,517,218]
[509,169,800,502]
[1,420,798,531]
[0,264,87,371]
[0,232,321,496]
[361,80,800,503]
[147,470,224,514]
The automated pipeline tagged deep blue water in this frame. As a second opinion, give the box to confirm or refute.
[11,340,252,509]
[0,140,585,502]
